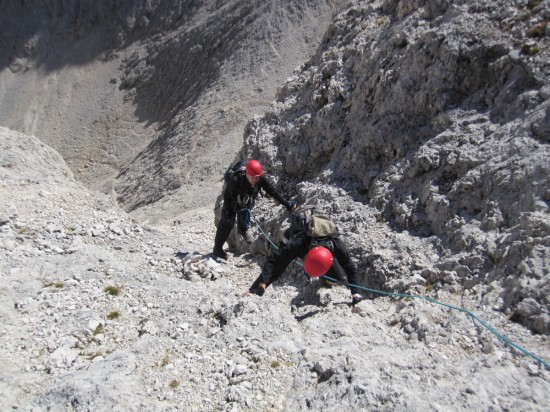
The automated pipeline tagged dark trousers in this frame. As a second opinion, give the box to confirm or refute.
[321,238,362,295]
[213,204,251,251]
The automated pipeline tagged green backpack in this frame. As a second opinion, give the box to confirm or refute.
[290,206,339,238]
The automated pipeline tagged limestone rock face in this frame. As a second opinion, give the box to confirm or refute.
[242,0,550,334]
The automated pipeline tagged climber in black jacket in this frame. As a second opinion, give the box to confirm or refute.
[243,208,364,306]
[213,159,295,260]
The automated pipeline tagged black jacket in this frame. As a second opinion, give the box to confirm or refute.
[250,231,362,296]
[223,172,289,212]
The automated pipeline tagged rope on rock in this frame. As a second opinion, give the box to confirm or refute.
[322,274,550,371]
[251,215,550,371]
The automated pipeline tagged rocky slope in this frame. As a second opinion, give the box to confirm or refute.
[0,0,344,217]
[1,124,549,410]
[0,0,549,410]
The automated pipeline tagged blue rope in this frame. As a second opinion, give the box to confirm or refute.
[252,216,279,250]
[322,275,550,371]
[251,215,550,371]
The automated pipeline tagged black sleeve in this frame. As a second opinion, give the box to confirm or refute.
[252,233,309,288]
[258,175,288,206]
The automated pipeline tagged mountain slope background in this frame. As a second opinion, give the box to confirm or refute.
[0,0,343,218]
[1,0,549,410]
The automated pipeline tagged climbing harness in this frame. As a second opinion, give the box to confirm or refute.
[251,214,550,371]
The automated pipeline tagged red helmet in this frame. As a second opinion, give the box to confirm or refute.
[245,160,263,177]
[303,246,333,277]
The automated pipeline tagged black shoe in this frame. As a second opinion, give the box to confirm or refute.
[213,248,228,260]
[351,294,363,306]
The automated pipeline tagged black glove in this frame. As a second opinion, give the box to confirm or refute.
[250,283,266,296]
[286,201,296,212]
[351,293,363,306]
